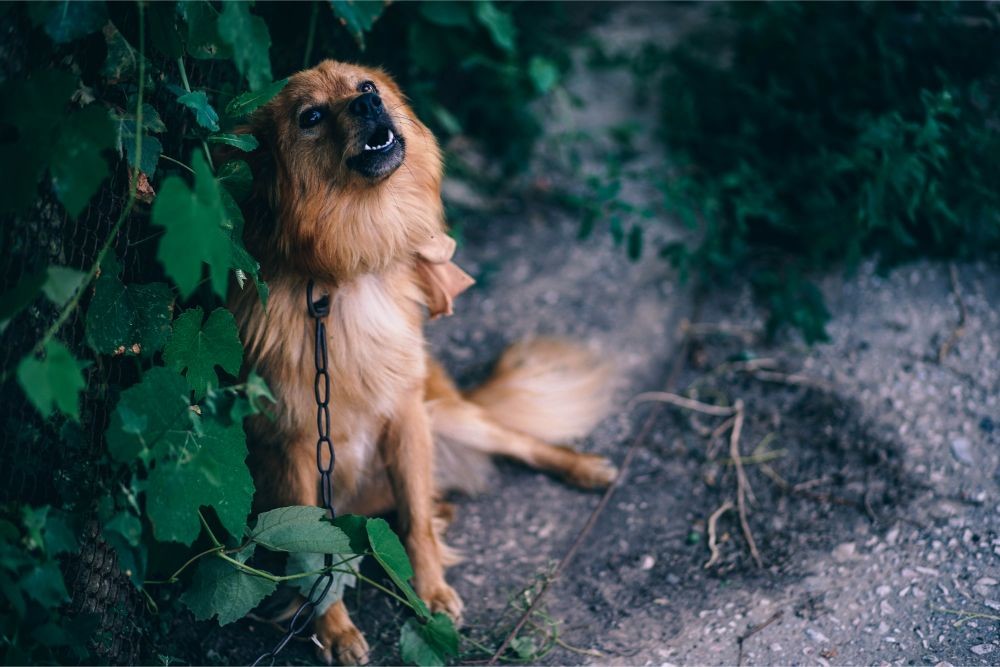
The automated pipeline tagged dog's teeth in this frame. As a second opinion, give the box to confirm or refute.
[365,144,372,150]
[386,130,394,143]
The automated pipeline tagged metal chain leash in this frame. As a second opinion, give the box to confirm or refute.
[251,280,337,666]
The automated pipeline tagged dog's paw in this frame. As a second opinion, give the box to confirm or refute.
[564,453,618,489]
[315,620,370,666]
[420,582,464,626]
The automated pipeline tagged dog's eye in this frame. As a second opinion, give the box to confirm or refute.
[298,107,325,129]
[358,80,377,94]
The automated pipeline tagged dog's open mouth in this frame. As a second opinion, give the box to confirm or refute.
[347,122,404,181]
[364,126,396,152]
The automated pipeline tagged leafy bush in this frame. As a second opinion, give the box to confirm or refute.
[0,1,586,663]
[652,2,1000,340]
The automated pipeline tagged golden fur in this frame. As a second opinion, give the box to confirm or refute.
[229,60,616,665]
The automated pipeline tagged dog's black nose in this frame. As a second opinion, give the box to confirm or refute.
[348,92,383,120]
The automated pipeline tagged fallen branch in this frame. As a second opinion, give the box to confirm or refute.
[730,400,763,567]
[937,263,968,362]
[703,500,735,569]
[736,610,784,666]
[628,391,737,417]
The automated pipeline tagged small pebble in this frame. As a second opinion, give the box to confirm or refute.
[951,437,974,465]
[971,644,994,656]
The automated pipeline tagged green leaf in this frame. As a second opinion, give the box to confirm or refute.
[217,160,253,202]
[207,133,259,152]
[163,306,243,400]
[366,518,429,618]
[35,1,107,44]
[250,506,358,554]
[22,561,69,609]
[473,1,516,55]
[528,56,559,94]
[151,151,233,298]
[181,551,275,625]
[286,551,357,614]
[176,90,220,132]
[400,613,459,667]
[145,417,253,544]
[42,266,86,308]
[329,0,385,49]
[102,511,146,585]
[102,22,145,83]
[332,514,370,554]
[50,103,117,217]
[419,2,474,28]
[17,340,88,421]
[119,118,163,176]
[107,367,253,543]
[0,270,47,332]
[148,1,184,59]
[223,78,288,120]
[218,2,273,91]
[182,0,233,60]
[0,70,78,215]
[85,253,174,357]
[105,366,190,464]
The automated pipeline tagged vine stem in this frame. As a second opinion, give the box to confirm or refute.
[0,1,146,387]
[176,56,215,172]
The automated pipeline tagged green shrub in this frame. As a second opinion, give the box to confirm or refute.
[655,2,1000,340]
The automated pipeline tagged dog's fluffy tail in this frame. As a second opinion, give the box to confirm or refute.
[466,338,613,442]
[430,338,614,495]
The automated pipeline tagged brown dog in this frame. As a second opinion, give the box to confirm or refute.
[229,60,617,664]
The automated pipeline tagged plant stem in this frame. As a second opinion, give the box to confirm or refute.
[176,56,216,172]
[352,571,414,608]
[144,545,224,585]
[159,154,196,174]
[197,509,222,548]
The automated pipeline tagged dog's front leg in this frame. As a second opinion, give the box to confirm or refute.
[382,390,464,623]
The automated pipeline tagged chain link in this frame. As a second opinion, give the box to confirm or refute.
[251,280,335,666]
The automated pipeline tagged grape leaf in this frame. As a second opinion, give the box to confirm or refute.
[286,551,357,614]
[473,1,516,55]
[250,506,357,554]
[218,2,273,91]
[400,613,459,667]
[17,340,88,421]
[151,151,232,298]
[50,103,117,217]
[207,133,259,152]
[224,78,288,119]
[105,366,191,464]
[42,266,87,308]
[145,416,253,544]
[329,0,385,49]
[181,549,275,625]
[85,253,174,357]
[176,90,220,132]
[366,518,430,618]
[34,0,107,44]
[0,270,47,332]
[164,306,243,400]
[217,160,253,202]
[182,0,233,60]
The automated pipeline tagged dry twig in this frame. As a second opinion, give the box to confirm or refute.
[703,500,735,569]
[628,391,737,416]
[736,610,784,666]
[938,263,968,362]
[729,400,763,567]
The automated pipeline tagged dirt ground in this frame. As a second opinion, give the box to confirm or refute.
[174,4,999,665]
